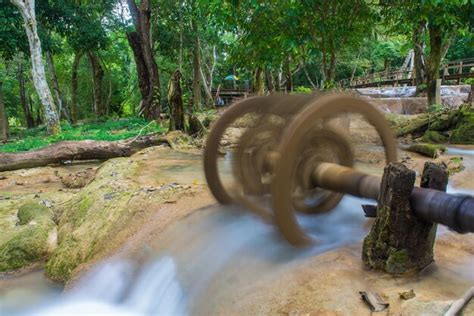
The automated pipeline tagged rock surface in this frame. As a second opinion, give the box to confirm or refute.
[0,145,206,279]
[196,231,474,315]
[45,147,204,281]
[0,200,57,272]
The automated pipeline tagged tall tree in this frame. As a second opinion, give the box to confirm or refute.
[382,0,472,105]
[0,80,8,142]
[10,0,60,134]
[301,0,374,87]
[191,14,202,110]
[45,50,70,122]
[412,21,426,93]
[126,0,161,120]
[87,51,105,117]
[17,60,35,128]
[70,51,82,123]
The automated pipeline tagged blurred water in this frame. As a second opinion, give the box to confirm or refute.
[2,193,371,315]
[2,146,473,315]
[357,86,469,98]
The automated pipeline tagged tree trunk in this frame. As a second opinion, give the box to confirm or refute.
[18,62,35,128]
[168,70,185,132]
[71,51,82,124]
[321,37,327,88]
[284,54,293,93]
[46,50,71,122]
[265,69,275,93]
[187,114,205,137]
[0,81,8,143]
[426,24,447,106]
[413,21,425,94]
[274,69,282,92]
[362,163,447,274]
[126,31,149,113]
[0,135,170,172]
[253,67,264,96]
[127,0,161,120]
[383,59,390,77]
[87,51,105,117]
[328,48,337,83]
[199,66,214,105]
[192,19,202,111]
[11,0,60,134]
[303,64,317,90]
[468,83,474,106]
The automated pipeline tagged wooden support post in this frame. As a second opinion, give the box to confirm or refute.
[468,83,474,106]
[362,162,448,274]
[435,79,442,105]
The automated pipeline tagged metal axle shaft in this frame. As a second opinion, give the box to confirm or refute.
[313,162,474,233]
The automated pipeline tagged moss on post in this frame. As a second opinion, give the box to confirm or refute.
[362,162,448,274]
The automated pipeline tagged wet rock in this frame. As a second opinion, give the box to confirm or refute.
[103,193,115,200]
[399,299,451,315]
[164,131,194,150]
[221,127,242,147]
[359,291,389,312]
[45,151,195,282]
[60,168,96,189]
[40,200,53,208]
[434,156,464,175]
[0,201,56,272]
[188,114,206,137]
[399,289,416,300]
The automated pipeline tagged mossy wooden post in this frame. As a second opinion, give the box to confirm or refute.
[168,69,185,132]
[362,162,448,274]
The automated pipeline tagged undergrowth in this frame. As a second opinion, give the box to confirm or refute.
[0,118,164,153]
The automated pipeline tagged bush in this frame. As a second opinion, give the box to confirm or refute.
[293,86,313,94]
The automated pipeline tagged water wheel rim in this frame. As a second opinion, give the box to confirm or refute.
[203,95,309,206]
[271,93,398,246]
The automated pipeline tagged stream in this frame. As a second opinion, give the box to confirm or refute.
[1,146,474,315]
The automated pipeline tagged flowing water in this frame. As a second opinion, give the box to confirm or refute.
[357,85,470,98]
[1,146,474,315]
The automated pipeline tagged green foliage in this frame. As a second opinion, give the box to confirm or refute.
[417,83,428,92]
[0,0,473,137]
[422,130,448,143]
[450,156,463,164]
[464,78,474,85]
[450,106,474,144]
[0,0,28,59]
[0,201,55,272]
[406,143,447,158]
[428,103,444,113]
[0,118,164,153]
[293,86,312,94]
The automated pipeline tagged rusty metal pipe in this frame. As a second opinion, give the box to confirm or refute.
[312,163,381,200]
[312,162,474,233]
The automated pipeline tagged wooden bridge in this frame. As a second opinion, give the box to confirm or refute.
[340,58,474,88]
[212,87,250,106]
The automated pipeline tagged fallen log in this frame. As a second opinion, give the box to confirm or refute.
[405,143,446,158]
[0,134,170,172]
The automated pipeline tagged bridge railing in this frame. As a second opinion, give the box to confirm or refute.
[339,58,474,88]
